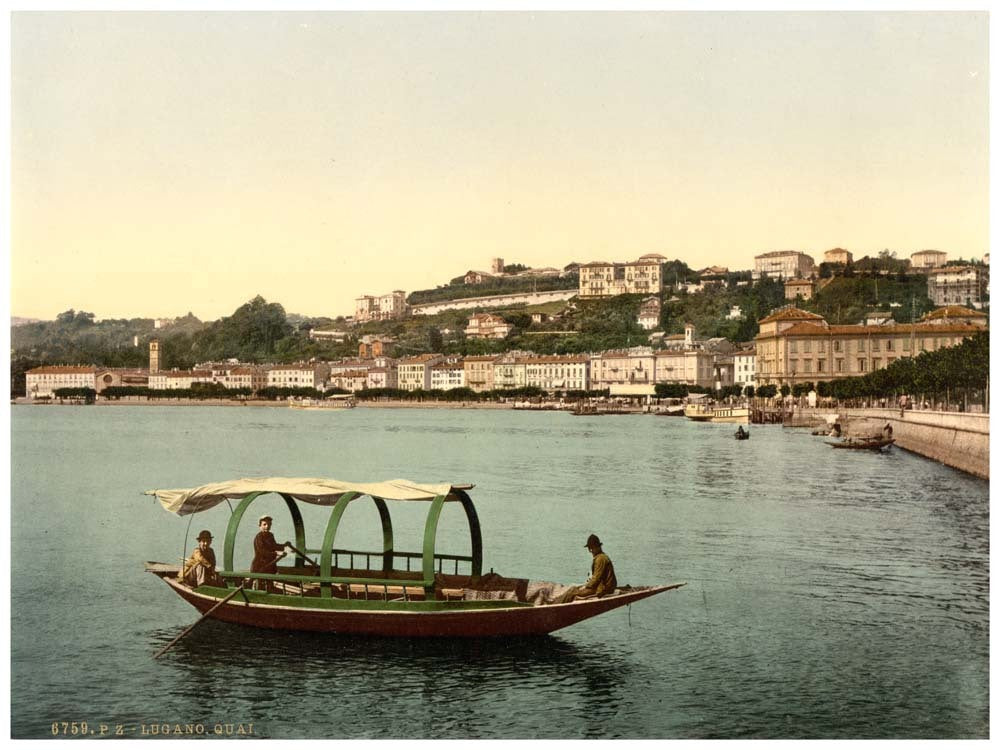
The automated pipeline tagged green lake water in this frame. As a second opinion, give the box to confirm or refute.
[10,405,989,738]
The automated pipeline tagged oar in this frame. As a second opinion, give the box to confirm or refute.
[154,585,246,659]
[286,543,320,569]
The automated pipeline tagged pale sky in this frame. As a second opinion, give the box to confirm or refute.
[10,11,989,321]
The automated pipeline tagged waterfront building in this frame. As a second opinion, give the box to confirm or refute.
[784,278,816,301]
[26,365,97,399]
[637,297,661,330]
[224,366,268,392]
[733,349,757,391]
[328,370,369,393]
[754,305,985,387]
[463,355,500,393]
[653,349,717,388]
[329,359,371,377]
[148,369,214,390]
[823,247,853,265]
[430,359,466,391]
[590,347,656,389]
[366,365,398,390]
[752,251,815,280]
[522,355,589,392]
[492,352,529,390]
[398,354,444,391]
[355,290,408,323]
[578,256,663,298]
[95,367,150,393]
[910,249,947,270]
[465,313,514,339]
[266,363,331,390]
[927,265,987,309]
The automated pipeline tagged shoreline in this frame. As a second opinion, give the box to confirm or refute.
[11,397,516,410]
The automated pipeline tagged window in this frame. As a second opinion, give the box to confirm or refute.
[858,339,865,353]
[817,360,826,372]
[886,339,894,351]
[872,339,880,352]
[803,360,812,373]
[858,359,867,372]
[818,340,826,353]
[834,340,842,352]
[803,340,811,353]
[903,338,911,351]
[790,341,798,354]
[873,358,881,370]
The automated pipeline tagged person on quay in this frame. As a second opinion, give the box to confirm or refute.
[251,515,290,591]
[558,534,618,604]
[181,529,223,588]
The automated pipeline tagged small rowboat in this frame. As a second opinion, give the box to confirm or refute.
[828,437,895,451]
[144,477,684,638]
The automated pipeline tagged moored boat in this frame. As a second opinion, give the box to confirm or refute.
[144,477,684,638]
[828,437,895,451]
[684,404,750,424]
[289,395,356,409]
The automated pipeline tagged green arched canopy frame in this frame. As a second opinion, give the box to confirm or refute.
[221,487,483,596]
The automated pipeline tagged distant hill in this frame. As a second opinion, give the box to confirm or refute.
[12,316,42,327]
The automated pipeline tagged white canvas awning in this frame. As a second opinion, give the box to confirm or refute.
[145,477,472,516]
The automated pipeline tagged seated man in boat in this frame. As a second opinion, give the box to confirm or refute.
[250,515,291,592]
[181,529,223,588]
[558,534,618,604]
[736,425,747,438]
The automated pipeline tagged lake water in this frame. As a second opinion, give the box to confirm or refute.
[10,405,989,739]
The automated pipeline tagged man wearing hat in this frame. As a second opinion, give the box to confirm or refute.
[250,515,291,591]
[180,529,222,587]
[558,533,618,603]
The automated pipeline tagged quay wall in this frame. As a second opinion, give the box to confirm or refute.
[799,407,989,479]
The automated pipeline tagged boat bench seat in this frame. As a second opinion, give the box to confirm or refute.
[348,583,427,600]
[440,588,465,601]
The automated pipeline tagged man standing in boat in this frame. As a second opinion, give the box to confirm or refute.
[181,529,223,587]
[251,515,290,591]
[558,534,618,603]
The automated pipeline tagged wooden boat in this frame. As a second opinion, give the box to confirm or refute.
[684,404,750,424]
[144,478,684,637]
[828,437,895,451]
[734,428,750,440]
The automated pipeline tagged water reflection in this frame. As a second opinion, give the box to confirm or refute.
[153,621,633,737]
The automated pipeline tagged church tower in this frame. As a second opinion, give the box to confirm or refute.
[149,339,161,373]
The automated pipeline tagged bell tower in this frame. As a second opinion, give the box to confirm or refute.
[149,339,161,373]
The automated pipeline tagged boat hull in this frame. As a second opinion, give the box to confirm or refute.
[159,576,684,638]
[684,405,750,424]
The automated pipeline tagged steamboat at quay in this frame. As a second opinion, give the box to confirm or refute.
[144,477,684,638]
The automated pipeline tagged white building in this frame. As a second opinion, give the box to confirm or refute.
[753,251,815,280]
[266,363,331,390]
[355,290,408,323]
[733,349,757,391]
[148,369,214,390]
[398,354,444,391]
[927,265,987,309]
[465,313,513,339]
[579,256,663,298]
[910,249,947,270]
[430,360,466,390]
[522,355,589,391]
[637,297,661,330]
[25,366,96,398]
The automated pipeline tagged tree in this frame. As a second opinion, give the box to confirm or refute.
[427,327,443,352]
